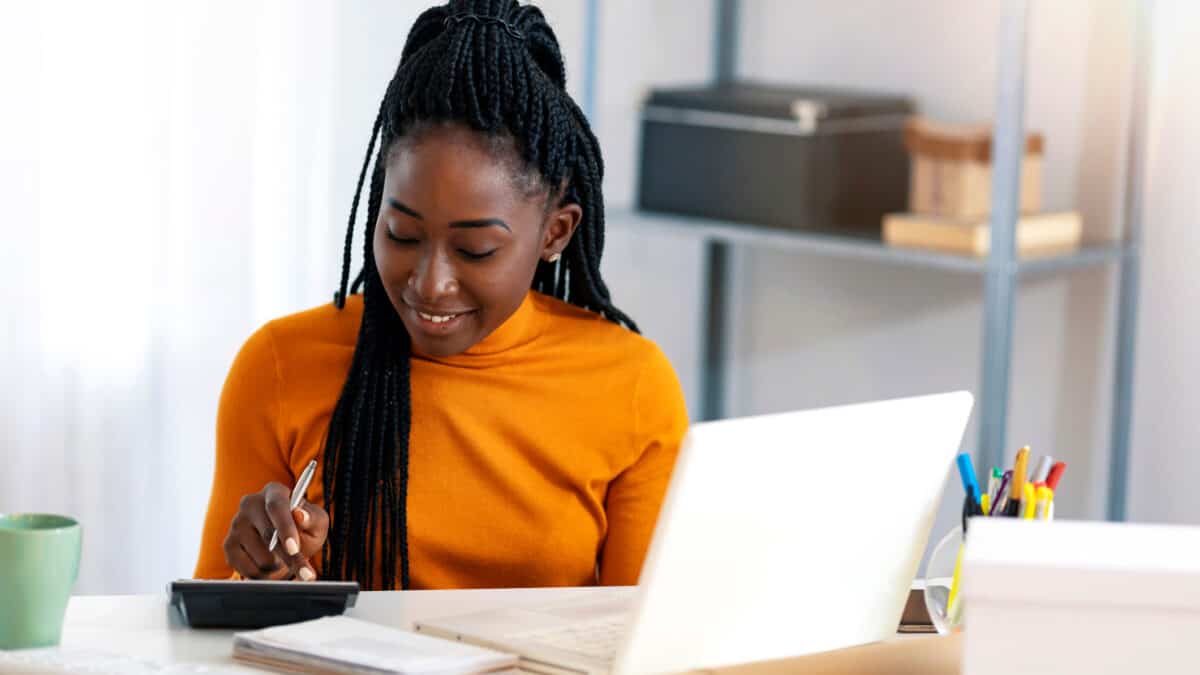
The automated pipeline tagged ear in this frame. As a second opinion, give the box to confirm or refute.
[540,202,582,262]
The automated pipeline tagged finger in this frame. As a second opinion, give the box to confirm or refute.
[245,498,275,541]
[263,482,299,552]
[263,483,308,574]
[293,502,329,542]
[292,504,310,530]
[237,522,285,573]
[291,507,326,582]
[225,543,258,578]
[281,513,317,582]
[234,503,278,560]
[238,492,274,541]
[227,541,284,580]
[241,542,289,579]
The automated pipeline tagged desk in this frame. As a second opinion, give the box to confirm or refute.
[34,586,960,673]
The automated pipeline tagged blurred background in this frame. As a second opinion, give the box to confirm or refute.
[1,0,1196,595]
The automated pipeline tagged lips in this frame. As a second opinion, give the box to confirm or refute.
[415,309,466,324]
[402,298,476,335]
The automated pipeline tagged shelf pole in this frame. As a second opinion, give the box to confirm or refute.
[977,0,1030,472]
[582,0,599,122]
[700,0,740,421]
[1107,1,1152,522]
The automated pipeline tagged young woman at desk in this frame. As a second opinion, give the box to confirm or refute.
[193,0,688,590]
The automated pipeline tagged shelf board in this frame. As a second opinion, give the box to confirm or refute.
[607,208,1125,277]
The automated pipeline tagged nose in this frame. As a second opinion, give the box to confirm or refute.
[408,247,459,301]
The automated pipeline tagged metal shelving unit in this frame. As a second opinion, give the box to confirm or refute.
[605,209,1127,278]
[582,0,1149,521]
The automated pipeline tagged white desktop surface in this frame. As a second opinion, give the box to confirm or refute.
[48,586,627,673]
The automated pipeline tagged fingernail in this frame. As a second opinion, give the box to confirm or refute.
[285,537,299,556]
[294,507,309,526]
[298,567,315,581]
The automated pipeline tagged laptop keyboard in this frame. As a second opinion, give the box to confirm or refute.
[511,615,627,662]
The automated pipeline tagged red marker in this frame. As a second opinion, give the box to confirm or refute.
[1045,462,1067,491]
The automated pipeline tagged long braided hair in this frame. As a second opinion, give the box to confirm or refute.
[321,0,635,590]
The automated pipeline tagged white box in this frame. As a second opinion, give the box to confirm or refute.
[963,519,1200,675]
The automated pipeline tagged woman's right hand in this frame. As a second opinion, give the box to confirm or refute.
[223,481,329,581]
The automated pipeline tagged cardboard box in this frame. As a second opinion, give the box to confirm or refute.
[905,118,1043,218]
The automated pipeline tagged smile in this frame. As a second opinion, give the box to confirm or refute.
[402,298,477,335]
[416,310,464,324]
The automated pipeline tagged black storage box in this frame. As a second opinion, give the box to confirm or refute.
[637,82,915,238]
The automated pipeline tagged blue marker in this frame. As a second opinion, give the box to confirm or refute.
[956,453,981,506]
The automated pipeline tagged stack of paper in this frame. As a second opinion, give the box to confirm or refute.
[233,616,518,674]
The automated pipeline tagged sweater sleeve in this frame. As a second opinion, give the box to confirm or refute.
[598,344,690,586]
[193,323,293,579]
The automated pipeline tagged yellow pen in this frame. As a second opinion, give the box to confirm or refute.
[946,542,965,622]
[1033,485,1050,520]
[1022,482,1036,519]
[980,493,991,517]
[1011,446,1030,516]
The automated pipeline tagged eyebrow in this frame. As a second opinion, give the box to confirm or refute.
[386,198,512,233]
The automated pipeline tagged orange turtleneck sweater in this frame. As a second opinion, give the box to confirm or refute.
[194,291,689,589]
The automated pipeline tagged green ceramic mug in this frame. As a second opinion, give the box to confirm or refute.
[0,513,82,650]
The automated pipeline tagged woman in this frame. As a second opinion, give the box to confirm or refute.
[194,0,688,590]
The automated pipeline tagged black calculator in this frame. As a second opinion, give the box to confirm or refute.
[169,579,360,629]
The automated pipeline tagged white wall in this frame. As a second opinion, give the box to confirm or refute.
[593,0,714,420]
[1128,2,1200,523]
[728,0,1135,537]
[589,0,1200,533]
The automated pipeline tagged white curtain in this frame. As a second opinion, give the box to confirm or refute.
[0,0,373,594]
[1128,1,1200,520]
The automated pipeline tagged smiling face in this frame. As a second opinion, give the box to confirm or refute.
[372,123,581,358]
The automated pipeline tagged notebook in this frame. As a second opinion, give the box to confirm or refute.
[232,616,518,674]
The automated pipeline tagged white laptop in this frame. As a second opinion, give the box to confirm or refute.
[415,391,973,674]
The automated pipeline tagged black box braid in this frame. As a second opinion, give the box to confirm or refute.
[322,0,635,590]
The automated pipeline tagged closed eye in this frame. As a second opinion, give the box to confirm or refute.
[459,249,497,261]
[386,227,495,259]
[385,229,418,245]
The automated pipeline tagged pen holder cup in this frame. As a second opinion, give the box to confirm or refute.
[922,525,965,635]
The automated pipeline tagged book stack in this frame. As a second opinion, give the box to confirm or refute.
[883,117,1082,258]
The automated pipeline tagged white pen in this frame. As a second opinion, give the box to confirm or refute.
[1031,455,1053,484]
[268,459,318,552]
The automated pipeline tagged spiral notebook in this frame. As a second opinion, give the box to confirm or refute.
[232,616,518,675]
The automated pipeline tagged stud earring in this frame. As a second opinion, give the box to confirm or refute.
[546,253,561,263]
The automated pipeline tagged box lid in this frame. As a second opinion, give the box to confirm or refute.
[905,117,1044,162]
[963,519,1200,612]
[644,81,913,134]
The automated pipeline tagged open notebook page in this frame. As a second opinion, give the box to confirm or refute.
[233,616,518,675]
